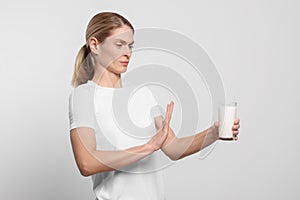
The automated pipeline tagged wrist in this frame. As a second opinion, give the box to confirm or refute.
[143,143,156,154]
[208,123,219,141]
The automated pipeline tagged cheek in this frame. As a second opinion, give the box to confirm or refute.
[106,62,123,74]
[99,48,123,66]
[104,45,123,59]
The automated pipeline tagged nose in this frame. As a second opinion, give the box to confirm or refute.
[124,46,132,58]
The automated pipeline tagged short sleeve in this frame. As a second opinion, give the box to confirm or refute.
[68,86,97,131]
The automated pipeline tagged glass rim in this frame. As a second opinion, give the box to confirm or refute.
[219,101,237,107]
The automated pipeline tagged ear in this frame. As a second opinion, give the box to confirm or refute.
[88,37,100,55]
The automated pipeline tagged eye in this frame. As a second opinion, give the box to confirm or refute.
[129,44,134,49]
[115,42,123,47]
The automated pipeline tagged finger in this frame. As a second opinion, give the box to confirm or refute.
[234,118,240,124]
[163,103,173,131]
[233,130,239,135]
[165,103,170,117]
[168,101,174,119]
[161,105,168,127]
[166,102,174,122]
[232,125,240,130]
[164,104,170,125]
[214,121,219,128]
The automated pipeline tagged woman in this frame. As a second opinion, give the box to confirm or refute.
[68,12,240,200]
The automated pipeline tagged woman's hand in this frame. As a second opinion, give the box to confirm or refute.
[231,118,240,140]
[213,118,241,140]
[147,101,174,151]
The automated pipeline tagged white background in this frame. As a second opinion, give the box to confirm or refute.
[0,0,299,199]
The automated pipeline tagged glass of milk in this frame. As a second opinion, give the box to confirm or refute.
[218,102,237,140]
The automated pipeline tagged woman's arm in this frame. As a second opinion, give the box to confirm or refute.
[154,111,240,161]
[70,102,174,177]
[70,128,153,176]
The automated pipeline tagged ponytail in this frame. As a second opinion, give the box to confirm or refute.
[71,44,95,87]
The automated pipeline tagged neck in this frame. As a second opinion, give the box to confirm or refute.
[92,66,122,88]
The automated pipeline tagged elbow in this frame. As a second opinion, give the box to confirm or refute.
[78,160,93,177]
[77,158,112,177]
[168,154,181,161]
[169,156,177,161]
[80,168,91,177]
[169,153,187,161]
[77,156,102,177]
[163,150,181,161]
[162,143,182,161]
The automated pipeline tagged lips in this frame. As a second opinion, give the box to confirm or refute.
[119,61,129,66]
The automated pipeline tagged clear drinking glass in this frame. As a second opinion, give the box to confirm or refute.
[218,102,237,140]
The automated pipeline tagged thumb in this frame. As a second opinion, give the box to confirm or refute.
[214,121,219,128]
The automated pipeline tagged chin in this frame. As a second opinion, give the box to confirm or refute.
[121,69,128,74]
[116,68,127,74]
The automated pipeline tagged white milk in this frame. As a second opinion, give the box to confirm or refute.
[218,103,237,139]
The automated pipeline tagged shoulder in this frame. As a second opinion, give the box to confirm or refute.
[68,81,96,106]
[69,81,95,98]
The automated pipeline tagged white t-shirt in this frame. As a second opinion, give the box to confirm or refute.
[68,80,166,200]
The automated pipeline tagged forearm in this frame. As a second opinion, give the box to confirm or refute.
[163,125,218,160]
[90,144,154,173]
[71,131,155,176]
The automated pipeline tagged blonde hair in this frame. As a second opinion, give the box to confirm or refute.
[71,12,134,87]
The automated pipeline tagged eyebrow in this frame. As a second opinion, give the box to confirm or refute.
[114,39,134,45]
